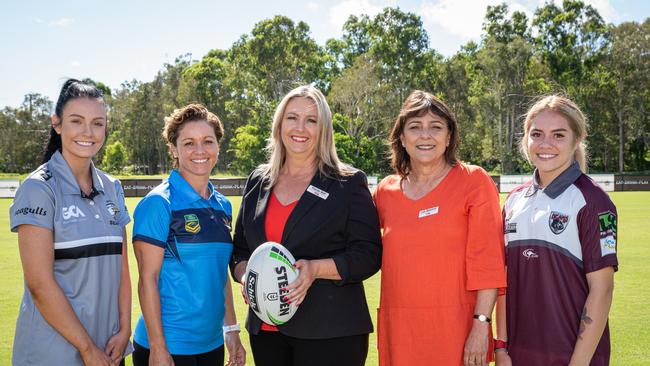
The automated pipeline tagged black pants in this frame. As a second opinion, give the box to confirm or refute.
[132,342,224,366]
[250,331,368,366]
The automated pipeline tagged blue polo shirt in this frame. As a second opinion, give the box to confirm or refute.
[132,170,233,355]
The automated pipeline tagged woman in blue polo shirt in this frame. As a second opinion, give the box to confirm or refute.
[132,104,245,366]
[10,79,132,365]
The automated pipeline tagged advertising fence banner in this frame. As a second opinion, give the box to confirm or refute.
[498,174,617,193]
[615,175,650,191]
[121,178,248,197]
[0,180,20,198]
[3,175,649,198]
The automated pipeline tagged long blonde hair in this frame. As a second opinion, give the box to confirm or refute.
[521,95,588,172]
[260,85,355,185]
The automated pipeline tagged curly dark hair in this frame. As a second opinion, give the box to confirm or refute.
[162,103,224,168]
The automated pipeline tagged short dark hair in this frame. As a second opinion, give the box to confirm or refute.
[389,90,460,177]
[42,79,105,164]
[162,103,224,168]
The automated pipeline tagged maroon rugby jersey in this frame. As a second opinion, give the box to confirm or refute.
[503,162,618,366]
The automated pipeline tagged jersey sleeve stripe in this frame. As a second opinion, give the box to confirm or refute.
[133,234,167,248]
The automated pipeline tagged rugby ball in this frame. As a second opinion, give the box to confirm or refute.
[244,242,299,325]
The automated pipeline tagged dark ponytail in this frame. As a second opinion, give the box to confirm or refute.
[42,79,105,164]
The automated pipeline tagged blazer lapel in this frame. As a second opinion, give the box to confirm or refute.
[252,174,271,243]
[281,172,335,245]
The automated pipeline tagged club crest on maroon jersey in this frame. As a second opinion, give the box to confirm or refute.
[549,211,569,234]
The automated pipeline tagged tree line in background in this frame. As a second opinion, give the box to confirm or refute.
[1,0,649,176]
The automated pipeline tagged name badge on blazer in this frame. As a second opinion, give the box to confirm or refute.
[307,185,329,200]
[418,206,439,218]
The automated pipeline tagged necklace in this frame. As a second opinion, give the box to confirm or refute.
[403,165,451,200]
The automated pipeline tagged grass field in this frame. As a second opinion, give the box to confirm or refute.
[1,193,648,365]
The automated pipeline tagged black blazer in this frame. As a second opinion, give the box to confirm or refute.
[230,168,382,339]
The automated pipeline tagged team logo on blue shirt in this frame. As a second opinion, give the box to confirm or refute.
[184,214,201,234]
[549,211,569,234]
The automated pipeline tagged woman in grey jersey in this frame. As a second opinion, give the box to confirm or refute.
[9,79,132,366]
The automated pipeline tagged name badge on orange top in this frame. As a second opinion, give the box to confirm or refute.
[307,185,329,200]
[418,206,439,218]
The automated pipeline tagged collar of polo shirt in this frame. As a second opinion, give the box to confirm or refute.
[168,170,216,202]
[50,151,105,196]
[532,161,582,199]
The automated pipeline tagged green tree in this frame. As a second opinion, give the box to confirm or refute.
[0,94,52,172]
[532,0,608,87]
[605,20,650,171]
[474,4,541,172]
[329,54,394,138]
[332,113,388,174]
[109,55,194,174]
[102,141,128,173]
[228,124,268,174]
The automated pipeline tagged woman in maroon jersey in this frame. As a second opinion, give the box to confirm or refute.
[496,95,618,366]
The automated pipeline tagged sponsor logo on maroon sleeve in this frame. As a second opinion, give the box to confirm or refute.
[549,211,569,234]
[598,211,617,255]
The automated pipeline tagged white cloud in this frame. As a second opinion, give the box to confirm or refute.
[420,0,616,55]
[578,0,616,21]
[307,2,320,11]
[49,18,74,27]
[70,60,80,67]
[420,0,515,40]
[328,0,396,31]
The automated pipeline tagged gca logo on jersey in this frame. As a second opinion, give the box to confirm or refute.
[62,205,86,220]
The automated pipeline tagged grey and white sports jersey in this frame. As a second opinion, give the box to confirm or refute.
[10,151,132,366]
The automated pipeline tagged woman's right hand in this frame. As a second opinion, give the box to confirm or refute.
[150,346,174,366]
[239,277,249,305]
[494,351,512,366]
[79,344,114,366]
[235,261,249,305]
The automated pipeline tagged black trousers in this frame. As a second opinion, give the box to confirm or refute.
[132,342,225,366]
[250,331,368,366]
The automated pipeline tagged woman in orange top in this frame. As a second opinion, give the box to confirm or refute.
[374,90,506,366]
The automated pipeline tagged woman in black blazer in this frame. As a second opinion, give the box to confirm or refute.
[230,85,382,366]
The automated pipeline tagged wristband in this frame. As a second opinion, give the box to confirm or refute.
[494,339,508,351]
[223,324,241,334]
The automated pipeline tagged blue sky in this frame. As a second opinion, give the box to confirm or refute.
[1,0,648,109]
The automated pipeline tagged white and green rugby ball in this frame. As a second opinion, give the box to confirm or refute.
[245,242,299,325]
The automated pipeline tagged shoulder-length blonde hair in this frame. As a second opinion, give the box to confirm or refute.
[521,95,588,172]
[260,85,355,185]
